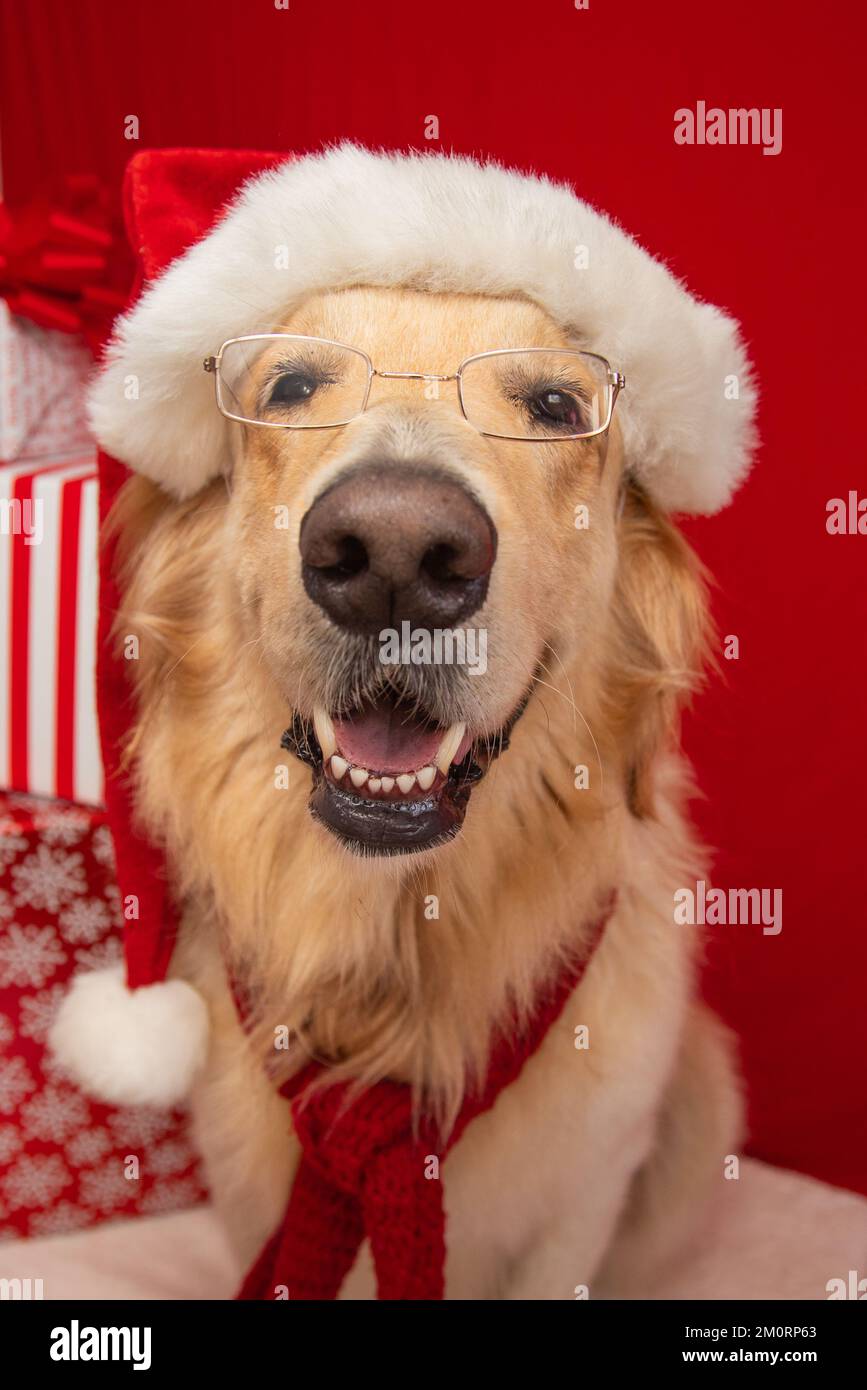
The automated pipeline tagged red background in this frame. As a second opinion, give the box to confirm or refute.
[2,0,864,1194]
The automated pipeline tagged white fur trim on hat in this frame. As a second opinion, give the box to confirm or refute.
[89,143,757,515]
[49,967,209,1108]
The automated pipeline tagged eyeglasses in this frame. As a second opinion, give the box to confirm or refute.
[204,335,625,443]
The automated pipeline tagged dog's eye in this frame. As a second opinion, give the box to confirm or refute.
[527,388,586,430]
[267,371,320,406]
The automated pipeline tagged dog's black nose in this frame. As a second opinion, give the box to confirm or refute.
[299,465,497,635]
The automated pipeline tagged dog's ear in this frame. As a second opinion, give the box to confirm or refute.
[609,482,713,819]
[123,148,286,282]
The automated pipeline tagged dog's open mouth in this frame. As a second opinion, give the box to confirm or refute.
[281,688,527,856]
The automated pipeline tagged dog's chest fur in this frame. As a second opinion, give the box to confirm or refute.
[178,785,702,1299]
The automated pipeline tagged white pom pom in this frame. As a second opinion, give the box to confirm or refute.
[49,967,209,1108]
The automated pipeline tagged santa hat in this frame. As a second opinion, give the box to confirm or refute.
[50,144,758,1108]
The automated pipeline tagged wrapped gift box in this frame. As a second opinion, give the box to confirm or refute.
[0,791,208,1241]
[0,303,93,462]
[0,455,104,805]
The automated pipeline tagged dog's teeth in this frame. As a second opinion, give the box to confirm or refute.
[349,766,369,788]
[368,777,382,794]
[397,773,416,794]
[330,754,348,781]
[380,776,395,794]
[313,706,337,760]
[416,765,436,791]
[435,721,466,774]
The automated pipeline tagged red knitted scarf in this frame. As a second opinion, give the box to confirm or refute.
[235,896,614,1301]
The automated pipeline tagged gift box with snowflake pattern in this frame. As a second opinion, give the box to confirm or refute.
[0,790,208,1240]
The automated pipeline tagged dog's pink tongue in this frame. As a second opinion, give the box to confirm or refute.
[333,705,443,774]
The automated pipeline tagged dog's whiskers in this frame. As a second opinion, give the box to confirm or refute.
[535,652,607,800]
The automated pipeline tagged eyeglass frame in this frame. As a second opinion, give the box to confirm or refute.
[203,334,626,443]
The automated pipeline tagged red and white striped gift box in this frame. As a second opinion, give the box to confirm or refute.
[0,455,103,806]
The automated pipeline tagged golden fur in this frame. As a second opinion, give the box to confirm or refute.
[109,286,741,1295]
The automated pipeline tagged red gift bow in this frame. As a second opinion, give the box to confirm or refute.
[0,175,133,351]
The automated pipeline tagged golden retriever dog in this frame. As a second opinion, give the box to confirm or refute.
[55,146,757,1299]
